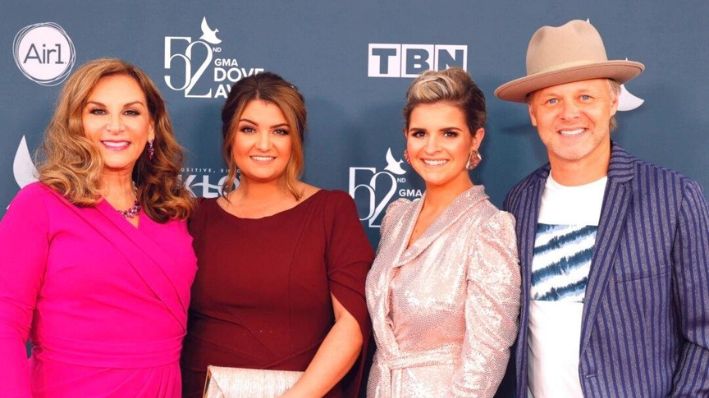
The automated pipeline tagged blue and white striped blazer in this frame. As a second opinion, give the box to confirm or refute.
[503,143,709,397]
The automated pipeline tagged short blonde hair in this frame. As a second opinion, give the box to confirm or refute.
[403,68,486,135]
[38,58,194,221]
[220,72,306,200]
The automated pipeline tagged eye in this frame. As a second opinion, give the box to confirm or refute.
[443,130,459,138]
[579,94,593,102]
[239,126,255,134]
[545,98,558,105]
[88,107,106,115]
[273,128,289,136]
[124,109,141,116]
[409,129,425,138]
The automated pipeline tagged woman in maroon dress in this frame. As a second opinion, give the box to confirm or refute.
[181,72,373,397]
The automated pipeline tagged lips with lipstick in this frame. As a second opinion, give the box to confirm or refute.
[421,159,449,166]
[101,140,131,150]
[250,155,276,162]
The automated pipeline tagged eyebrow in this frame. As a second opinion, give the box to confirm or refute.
[85,100,146,107]
[239,118,289,129]
[408,126,462,131]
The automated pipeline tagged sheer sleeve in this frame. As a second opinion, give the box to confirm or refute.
[324,191,375,397]
[452,210,520,397]
[0,183,51,398]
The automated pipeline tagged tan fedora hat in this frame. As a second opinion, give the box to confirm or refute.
[495,19,644,102]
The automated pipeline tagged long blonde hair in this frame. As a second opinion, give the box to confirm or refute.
[38,58,193,221]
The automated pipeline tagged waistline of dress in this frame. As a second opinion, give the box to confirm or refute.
[32,332,183,368]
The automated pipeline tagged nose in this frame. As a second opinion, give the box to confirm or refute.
[423,134,439,153]
[105,115,124,133]
[256,130,270,150]
[560,100,580,120]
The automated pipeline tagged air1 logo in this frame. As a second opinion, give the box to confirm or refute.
[13,22,76,86]
[164,17,264,99]
[349,148,422,228]
[368,44,467,78]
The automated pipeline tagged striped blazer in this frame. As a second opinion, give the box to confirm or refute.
[503,143,709,397]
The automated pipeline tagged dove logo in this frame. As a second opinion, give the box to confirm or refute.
[617,84,644,111]
[13,135,39,188]
[13,22,76,86]
[164,17,264,99]
[368,43,467,78]
[349,148,422,228]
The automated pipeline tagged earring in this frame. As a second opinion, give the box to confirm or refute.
[466,150,482,170]
[403,149,410,164]
[147,140,155,161]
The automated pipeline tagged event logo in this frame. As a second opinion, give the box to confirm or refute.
[13,22,76,86]
[349,148,422,228]
[164,17,264,99]
[368,43,467,78]
[618,84,644,111]
[181,167,235,198]
[13,135,38,188]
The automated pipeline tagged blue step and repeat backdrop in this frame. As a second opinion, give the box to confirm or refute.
[2,2,708,393]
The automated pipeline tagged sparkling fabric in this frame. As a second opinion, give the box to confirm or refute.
[366,186,520,397]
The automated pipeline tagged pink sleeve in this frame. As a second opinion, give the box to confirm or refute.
[0,184,50,397]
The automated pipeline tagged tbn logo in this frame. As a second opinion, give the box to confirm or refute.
[368,44,467,78]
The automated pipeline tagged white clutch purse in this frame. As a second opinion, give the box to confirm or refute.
[202,365,304,398]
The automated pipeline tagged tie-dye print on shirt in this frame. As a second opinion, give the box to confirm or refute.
[531,223,598,302]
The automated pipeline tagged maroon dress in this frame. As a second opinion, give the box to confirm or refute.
[181,190,374,397]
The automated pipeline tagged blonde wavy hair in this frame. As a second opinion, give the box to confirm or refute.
[220,72,306,200]
[38,58,194,222]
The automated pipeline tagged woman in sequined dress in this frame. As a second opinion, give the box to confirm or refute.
[365,68,521,397]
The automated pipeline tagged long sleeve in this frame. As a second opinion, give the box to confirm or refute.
[670,179,709,396]
[324,191,375,397]
[0,185,50,398]
[452,211,521,397]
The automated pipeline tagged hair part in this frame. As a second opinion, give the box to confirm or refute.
[403,68,486,135]
[38,58,194,221]
[220,72,307,200]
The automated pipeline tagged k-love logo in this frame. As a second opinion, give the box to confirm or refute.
[349,148,422,228]
[164,17,264,99]
[13,22,76,86]
[181,167,236,198]
[368,43,467,78]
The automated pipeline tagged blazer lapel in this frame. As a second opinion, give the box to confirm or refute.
[394,186,488,267]
[579,144,635,354]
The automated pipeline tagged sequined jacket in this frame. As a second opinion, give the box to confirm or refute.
[365,186,520,397]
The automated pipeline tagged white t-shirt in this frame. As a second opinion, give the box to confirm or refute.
[528,175,607,398]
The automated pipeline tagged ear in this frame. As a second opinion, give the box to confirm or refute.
[472,127,485,150]
[609,89,619,117]
[528,104,538,127]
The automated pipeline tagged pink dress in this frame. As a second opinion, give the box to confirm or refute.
[0,182,197,398]
[366,186,520,397]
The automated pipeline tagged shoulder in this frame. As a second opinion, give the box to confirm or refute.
[188,196,219,235]
[628,157,705,206]
[8,182,60,210]
[504,165,548,210]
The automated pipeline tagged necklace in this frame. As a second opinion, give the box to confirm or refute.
[117,200,141,218]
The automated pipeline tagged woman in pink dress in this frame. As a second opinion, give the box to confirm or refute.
[366,68,521,397]
[0,58,196,397]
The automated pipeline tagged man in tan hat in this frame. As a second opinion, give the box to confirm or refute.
[495,20,709,397]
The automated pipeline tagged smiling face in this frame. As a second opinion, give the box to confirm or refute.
[232,99,292,184]
[406,101,483,191]
[82,73,154,177]
[528,78,618,182]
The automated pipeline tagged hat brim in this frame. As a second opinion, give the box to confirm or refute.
[494,60,645,102]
